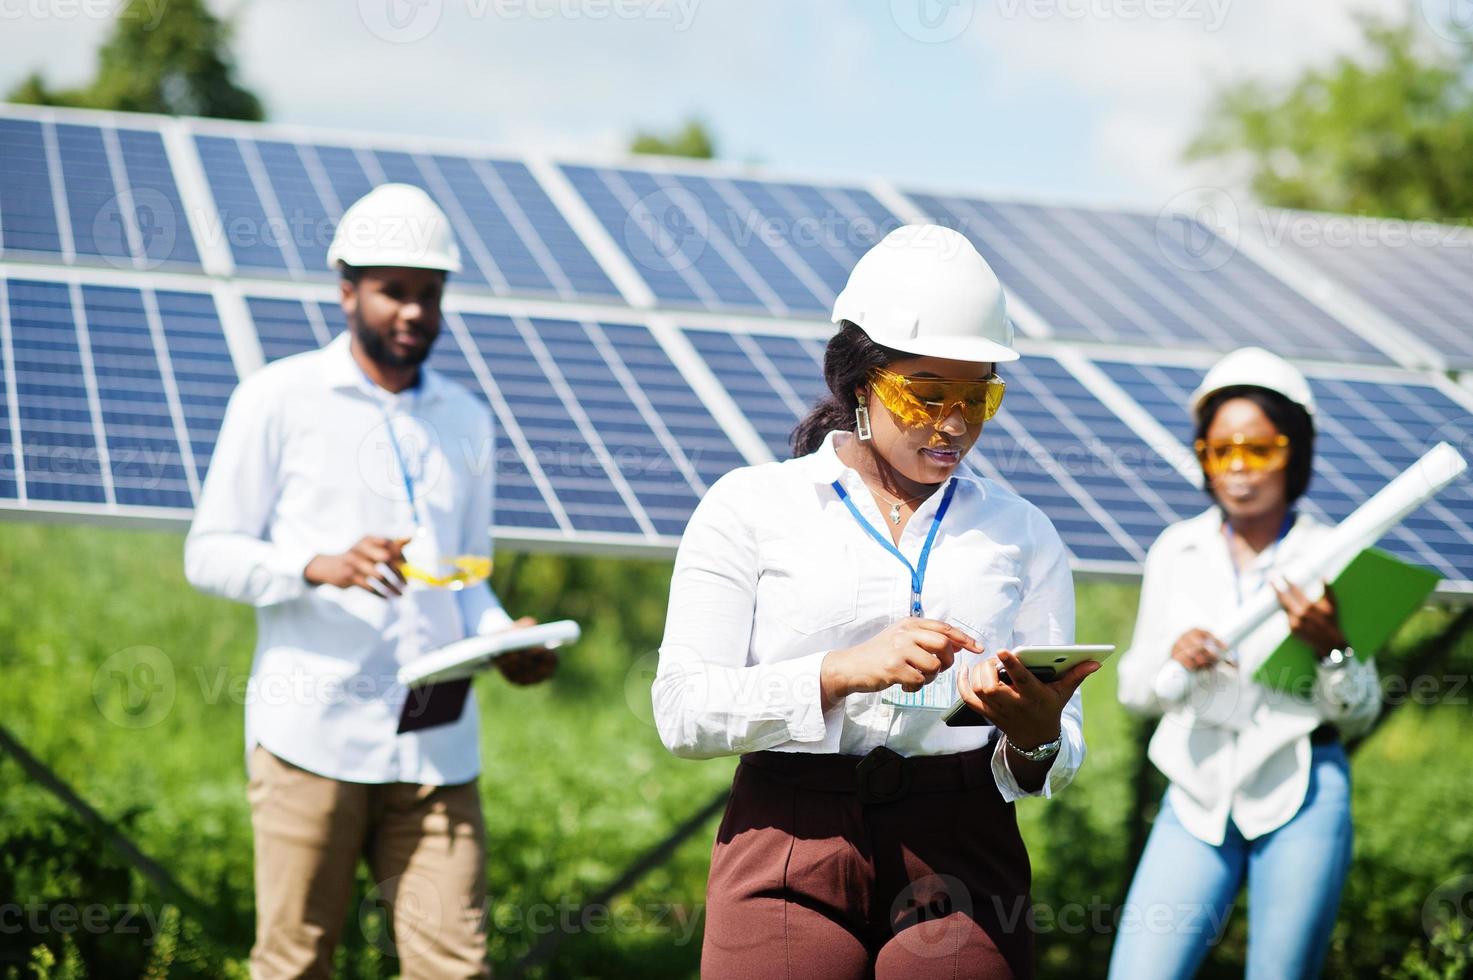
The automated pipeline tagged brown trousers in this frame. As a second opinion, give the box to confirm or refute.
[247,747,491,979]
[702,745,1034,980]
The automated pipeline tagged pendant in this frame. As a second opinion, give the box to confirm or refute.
[889,503,902,525]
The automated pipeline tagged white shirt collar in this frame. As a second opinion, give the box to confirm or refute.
[322,329,446,404]
[800,429,989,498]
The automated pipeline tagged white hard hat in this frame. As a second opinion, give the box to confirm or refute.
[1190,346,1316,419]
[832,224,1018,363]
[327,183,462,273]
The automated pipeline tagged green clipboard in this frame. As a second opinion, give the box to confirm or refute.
[1253,547,1441,696]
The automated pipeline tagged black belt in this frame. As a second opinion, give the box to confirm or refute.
[1310,724,1339,746]
[739,743,998,806]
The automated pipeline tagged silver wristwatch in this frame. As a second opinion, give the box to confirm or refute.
[1008,732,1062,763]
[1322,646,1356,670]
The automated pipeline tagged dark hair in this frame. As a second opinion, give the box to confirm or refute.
[1194,385,1315,504]
[790,321,907,457]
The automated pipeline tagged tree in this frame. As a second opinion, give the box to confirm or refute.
[7,0,263,121]
[1187,13,1473,222]
[629,118,716,159]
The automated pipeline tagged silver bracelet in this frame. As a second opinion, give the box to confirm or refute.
[1006,732,1062,763]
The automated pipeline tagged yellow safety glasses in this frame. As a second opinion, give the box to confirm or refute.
[398,555,494,591]
[868,368,1006,428]
[1193,433,1291,477]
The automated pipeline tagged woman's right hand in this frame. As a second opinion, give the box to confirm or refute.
[1170,628,1226,671]
[820,618,982,710]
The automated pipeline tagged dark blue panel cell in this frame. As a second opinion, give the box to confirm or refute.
[560,165,717,310]
[424,323,559,531]
[248,296,323,363]
[55,123,131,263]
[255,141,332,273]
[117,128,201,267]
[194,134,294,272]
[488,161,620,300]
[155,289,235,484]
[0,119,63,256]
[311,144,376,218]
[80,284,193,508]
[683,329,799,459]
[431,155,552,295]
[0,283,17,500]
[599,322,747,487]
[534,317,698,536]
[370,150,489,287]
[458,312,640,534]
[6,279,105,503]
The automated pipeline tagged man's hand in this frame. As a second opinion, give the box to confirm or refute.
[820,618,982,711]
[1170,628,1227,672]
[304,536,410,597]
[954,649,1097,751]
[1273,578,1349,659]
[494,616,559,686]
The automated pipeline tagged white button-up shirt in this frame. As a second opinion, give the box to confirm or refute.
[184,331,513,785]
[1117,508,1380,844]
[654,430,1084,801]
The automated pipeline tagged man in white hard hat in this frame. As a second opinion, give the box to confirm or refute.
[186,183,553,979]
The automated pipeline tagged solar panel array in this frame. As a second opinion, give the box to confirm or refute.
[2,103,1470,593]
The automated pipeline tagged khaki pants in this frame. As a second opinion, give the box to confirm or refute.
[247,747,491,979]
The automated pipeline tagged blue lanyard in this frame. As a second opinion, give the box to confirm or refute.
[1225,509,1296,606]
[380,392,425,527]
[831,477,957,617]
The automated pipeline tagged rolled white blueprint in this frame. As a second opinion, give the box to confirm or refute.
[1220,441,1466,653]
[1154,441,1466,704]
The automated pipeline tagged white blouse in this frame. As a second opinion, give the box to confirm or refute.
[653,430,1085,801]
[1117,508,1381,845]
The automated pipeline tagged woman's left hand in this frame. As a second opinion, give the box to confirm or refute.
[494,616,560,686]
[955,649,1097,750]
[1272,578,1348,659]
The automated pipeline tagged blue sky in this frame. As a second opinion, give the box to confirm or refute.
[0,0,1417,209]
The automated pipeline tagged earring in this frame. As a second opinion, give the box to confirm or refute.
[855,394,872,441]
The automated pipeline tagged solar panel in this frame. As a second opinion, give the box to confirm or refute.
[904,193,1392,365]
[1093,356,1473,589]
[0,275,224,516]
[2,103,1468,582]
[192,129,622,302]
[560,164,896,315]
[681,326,1204,569]
[0,114,200,269]
[1258,209,1473,370]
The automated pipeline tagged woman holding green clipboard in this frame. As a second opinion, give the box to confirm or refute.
[1111,347,1381,980]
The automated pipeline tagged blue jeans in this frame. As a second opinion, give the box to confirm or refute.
[1108,743,1352,980]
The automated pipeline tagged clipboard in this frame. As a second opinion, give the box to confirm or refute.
[1253,548,1439,696]
[395,620,580,733]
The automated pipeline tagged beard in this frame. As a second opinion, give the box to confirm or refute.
[350,310,432,369]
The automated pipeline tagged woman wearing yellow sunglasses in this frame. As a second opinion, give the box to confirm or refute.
[655,225,1100,979]
[1112,347,1381,980]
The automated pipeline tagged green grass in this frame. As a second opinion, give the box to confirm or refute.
[2,522,1471,978]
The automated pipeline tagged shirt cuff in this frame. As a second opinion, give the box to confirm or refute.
[771,650,831,744]
[1153,660,1193,706]
[990,732,1075,802]
[267,543,317,602]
